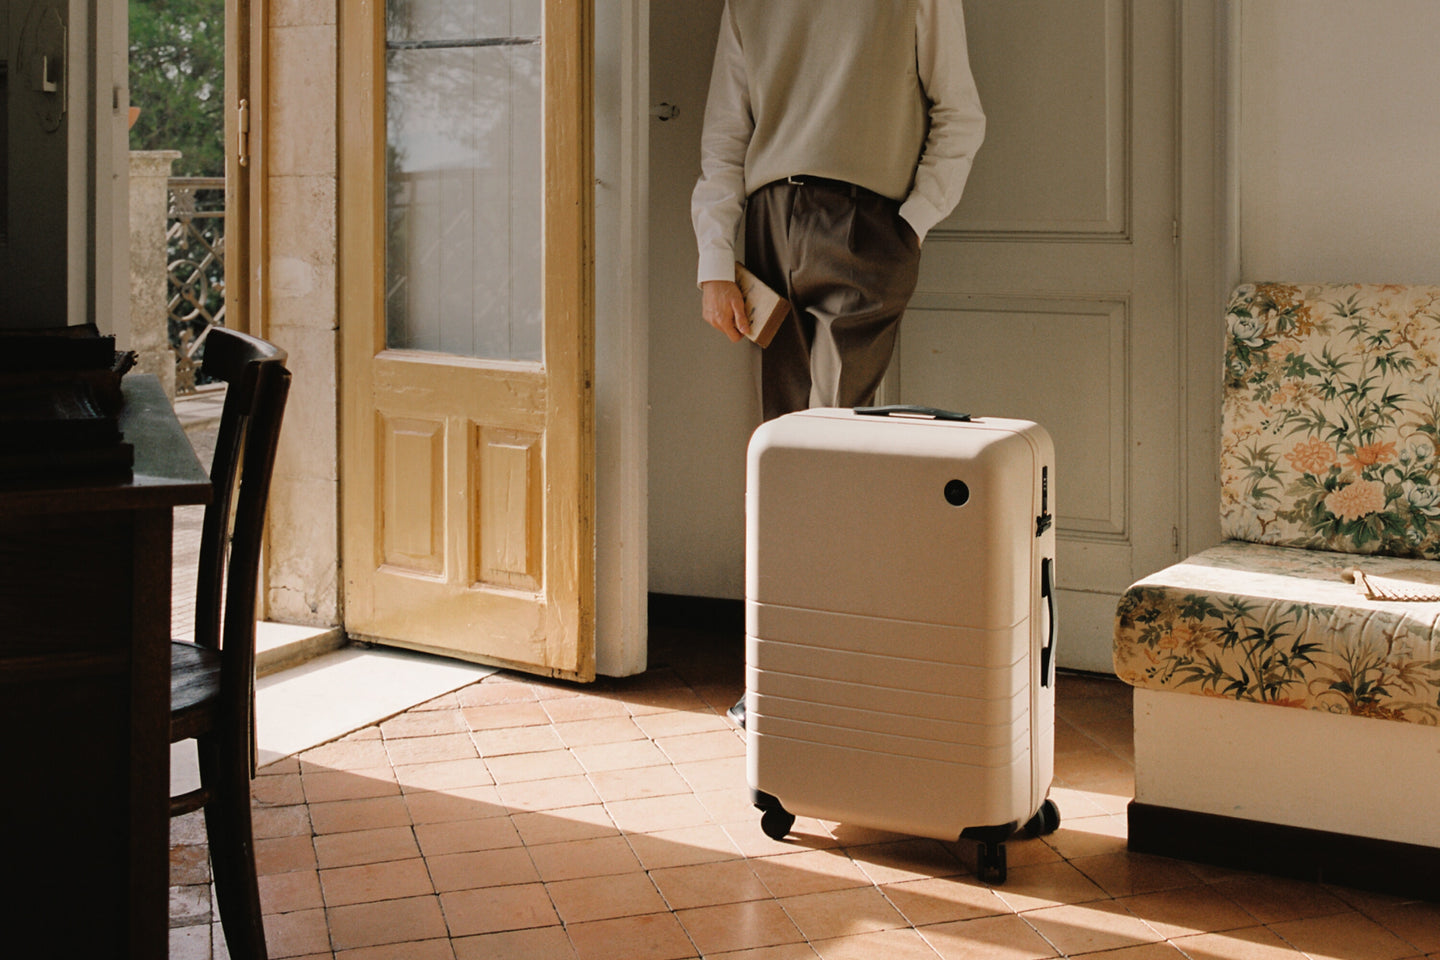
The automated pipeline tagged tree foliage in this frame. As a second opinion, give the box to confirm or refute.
[129,0,225,177]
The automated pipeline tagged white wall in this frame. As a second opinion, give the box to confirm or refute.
[647,0,759,600]
[1235,0,1440,283]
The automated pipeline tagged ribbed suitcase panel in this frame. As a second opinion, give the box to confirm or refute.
[753,707,1029,767]
[748,601,1030,668]
[749,636,1028,702]
[748,665,1029,731]
[749,733,1032,838]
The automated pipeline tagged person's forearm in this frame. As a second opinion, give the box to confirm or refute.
[904,0,987,242]
[692,1,753,287]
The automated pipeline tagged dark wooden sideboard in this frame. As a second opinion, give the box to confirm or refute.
[0,375,211,957]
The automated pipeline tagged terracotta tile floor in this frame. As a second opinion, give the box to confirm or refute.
[169,621,1440,959]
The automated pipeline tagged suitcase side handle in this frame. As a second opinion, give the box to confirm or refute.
[1040,557,1057,688]
[854,405,972,422]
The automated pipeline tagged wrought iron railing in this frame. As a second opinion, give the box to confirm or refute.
[166,176,226,394]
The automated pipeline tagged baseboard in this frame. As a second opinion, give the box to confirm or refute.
[647,592,744,630]
[1128,800,1440,900]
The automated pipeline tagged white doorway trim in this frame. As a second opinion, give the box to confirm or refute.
[595,0,650,676]
[1178,0,1226,560]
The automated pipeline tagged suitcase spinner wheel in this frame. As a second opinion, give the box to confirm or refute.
[961,825,1011,885]
[956,799,1065,885]
[956,797,1062,885]
[753,791,795,841]
[751,793,1061,882]
[1026,798,1062,838]
[966,799,1064,885]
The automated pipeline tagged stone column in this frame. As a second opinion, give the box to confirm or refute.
[263,10,342,629]
[128,151,181,400]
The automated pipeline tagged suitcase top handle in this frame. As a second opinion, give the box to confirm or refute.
[854,405,972,422]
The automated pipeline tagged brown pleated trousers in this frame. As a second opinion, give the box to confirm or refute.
[745,179,923,422]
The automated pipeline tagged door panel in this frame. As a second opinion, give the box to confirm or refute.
[474,426,543,591]
[379,414,445,576]
[947,0,1128,236]
[900,297,1128,539]
[886,0,1178,671]
[341,0,594,680]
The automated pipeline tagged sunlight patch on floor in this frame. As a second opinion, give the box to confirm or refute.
[173,645,495,794]
[255,646,496,764]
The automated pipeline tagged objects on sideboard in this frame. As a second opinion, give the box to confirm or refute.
[0,324,139,484]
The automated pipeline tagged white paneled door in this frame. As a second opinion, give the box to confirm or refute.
[884,0,1180,670]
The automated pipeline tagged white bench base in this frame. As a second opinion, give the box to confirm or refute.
[1134,688,1440,848]
[1128,689,1440,897]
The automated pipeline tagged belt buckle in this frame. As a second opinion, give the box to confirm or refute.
[787,175,858,198]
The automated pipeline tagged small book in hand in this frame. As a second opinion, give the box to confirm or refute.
[735,262,790,348]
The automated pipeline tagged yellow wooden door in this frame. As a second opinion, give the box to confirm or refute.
[339,0,595,681]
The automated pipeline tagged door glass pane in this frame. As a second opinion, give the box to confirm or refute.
[384,0,542,360]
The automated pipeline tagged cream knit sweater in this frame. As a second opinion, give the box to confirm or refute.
[730,0,928,201]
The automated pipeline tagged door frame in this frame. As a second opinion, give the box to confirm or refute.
[593,0,650,677]
[1178,0,1225,559]
[224,0,273,614]
[223,0,261,342]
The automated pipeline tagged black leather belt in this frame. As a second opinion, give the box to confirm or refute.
[776,175,885,201]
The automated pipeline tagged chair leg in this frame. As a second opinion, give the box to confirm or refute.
[197,733,270,959]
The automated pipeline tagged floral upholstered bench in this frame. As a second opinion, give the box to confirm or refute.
[1113,282,1440,897]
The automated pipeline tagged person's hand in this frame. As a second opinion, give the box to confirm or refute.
[702,279,750,343]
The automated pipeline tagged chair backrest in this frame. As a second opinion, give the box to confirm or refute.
[1221,282,1440,557]
[192,328,291,747]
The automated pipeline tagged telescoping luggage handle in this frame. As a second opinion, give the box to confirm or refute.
[854,405,972,422]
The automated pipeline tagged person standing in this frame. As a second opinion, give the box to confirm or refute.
[692,0,986,422]
[691,1,986,726]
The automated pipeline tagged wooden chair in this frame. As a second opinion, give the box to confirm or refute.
[169,327,291,959]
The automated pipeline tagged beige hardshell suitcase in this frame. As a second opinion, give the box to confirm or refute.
[744,406,1059,883]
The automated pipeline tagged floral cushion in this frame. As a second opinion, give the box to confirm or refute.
[1223,282,1440,557]
[1114,541,1440,724]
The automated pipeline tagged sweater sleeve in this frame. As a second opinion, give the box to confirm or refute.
[901,0,986,243]
[691,1,753,286]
